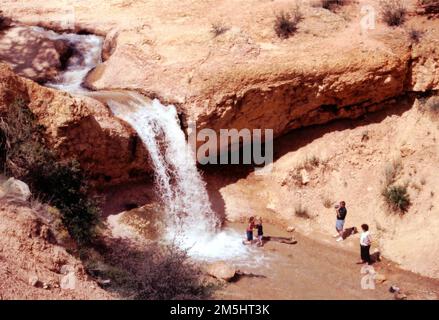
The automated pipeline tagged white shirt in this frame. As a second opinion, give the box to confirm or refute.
[360,231,372,246]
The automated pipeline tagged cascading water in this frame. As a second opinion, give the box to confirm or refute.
[92,91,252,261]
[29,26,103,93]
[33,27,257,262]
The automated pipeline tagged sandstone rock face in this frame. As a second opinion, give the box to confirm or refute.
[214,100,439,279]
[4,1,436,148]
[0,63,151,185]
[0,201,113,299]
[0,26,71,83]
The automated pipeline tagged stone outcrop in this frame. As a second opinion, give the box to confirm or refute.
[0,201,113,299]
[1,1,438,150]
[0,63,151,185]
[0,26,72,83]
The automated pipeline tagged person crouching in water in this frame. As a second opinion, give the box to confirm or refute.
[358,224,372,265]
[243,216,255,245]
[255,217,264,247]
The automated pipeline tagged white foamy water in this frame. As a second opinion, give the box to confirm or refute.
[97,91,251,261]
[34,27,253,262]
[30,26,103,93]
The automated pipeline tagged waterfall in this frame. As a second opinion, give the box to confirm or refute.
[101,91,220,237]
[33,27,251,261]
[29,26,103,93]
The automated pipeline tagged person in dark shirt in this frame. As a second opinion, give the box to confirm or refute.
[255,217,264,247]
[334,201,347,242]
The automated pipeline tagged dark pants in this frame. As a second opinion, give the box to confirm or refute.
[360,245,371,264]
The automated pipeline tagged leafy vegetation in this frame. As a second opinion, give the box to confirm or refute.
[408,28,424,44]
[382,185,410,212]
[295,203,311,219]
[0,99,99,245]
[274,7,303,39]
[380,0,407,26]
[85,239,213,300]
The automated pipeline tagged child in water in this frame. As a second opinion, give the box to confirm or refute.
[255,217,264,247]
[243,216,255,245]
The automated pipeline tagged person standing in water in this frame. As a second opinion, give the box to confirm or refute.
[243,216,255,245]
[255,217,264,247]
[334,201,347,242]
[358,224,372,265]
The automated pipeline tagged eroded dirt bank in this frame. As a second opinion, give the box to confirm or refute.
[0,0,439,299]
[204,96,439,280]
[1,0,438,147]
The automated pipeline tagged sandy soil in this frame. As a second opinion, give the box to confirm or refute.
[216,223,439,300]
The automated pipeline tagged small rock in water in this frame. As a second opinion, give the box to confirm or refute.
[286,226,295,233]
[60,272,76,290]
[206,261,236,282]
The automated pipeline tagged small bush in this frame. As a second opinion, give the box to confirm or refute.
[382,185,410,212]
[274,7,303,39]
[87,239,213,300]
[210,22,229,37]
[323,197,332,209]
[295,203,310,219]
[380,0,407,26]
[384,159,402,187]
[427,96,439,113]
[0,99,99,245]
[418,0,439,14]
[408,28,424,43]
[320,0,346,11]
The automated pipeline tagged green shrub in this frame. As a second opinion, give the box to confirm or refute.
[274,7,303,39]
[380,0,407,26]
[384,159,402,187]
[87,239,213,300]
[0,99,99,245]
[382,185,410,212]
[295,203,310,218]
[408,28,424,43]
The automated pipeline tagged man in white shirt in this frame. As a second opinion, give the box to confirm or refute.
[358,224,372,265]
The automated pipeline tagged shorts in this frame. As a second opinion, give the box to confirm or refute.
[336,219,345,231]
[258,235,263,241]
[246,231,253,241]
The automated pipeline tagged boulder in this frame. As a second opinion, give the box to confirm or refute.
[59,264,75,275]
[0,63,152,185]
[206,261,236,282]
[60,272,76,290]
[28,275,39,287]
[286,226,295,233]
[2,178,31,201]
[300,169,310,185]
